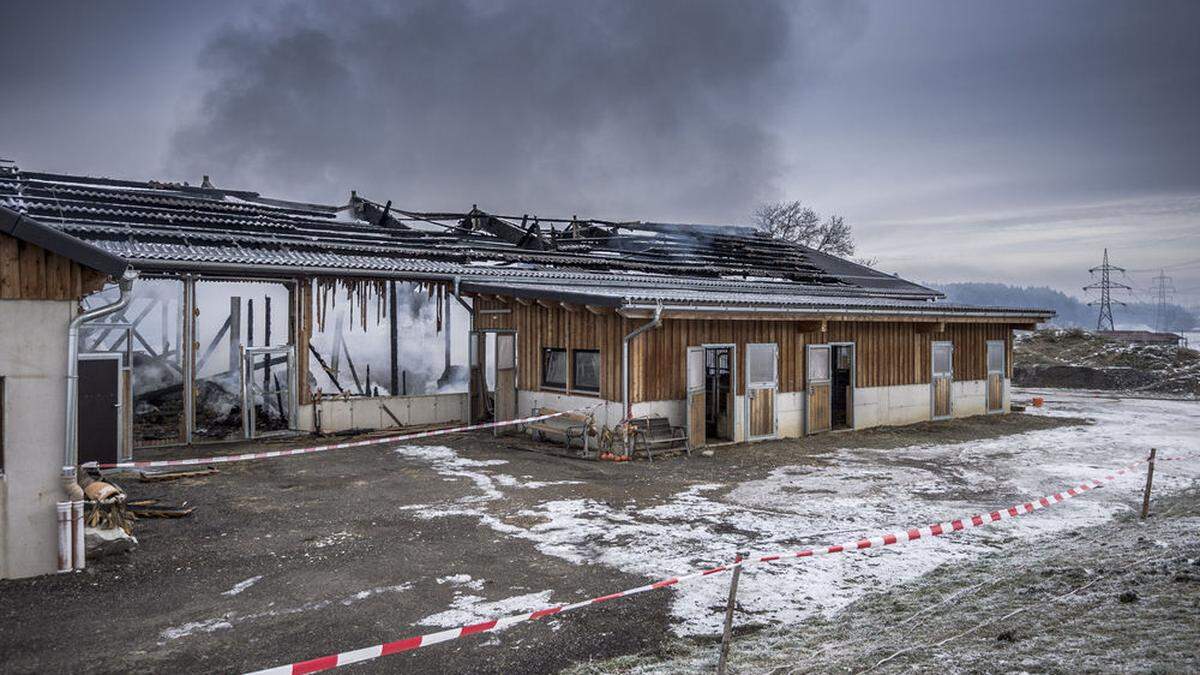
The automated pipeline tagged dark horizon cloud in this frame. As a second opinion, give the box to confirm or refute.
[0,0,1197,303]
[168,0,863,222]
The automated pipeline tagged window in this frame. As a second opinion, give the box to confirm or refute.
[987,341,1004,373]
[572,350,600,393]
[807,346,830,381]
[542,348,567,389]
[933,342,953,376]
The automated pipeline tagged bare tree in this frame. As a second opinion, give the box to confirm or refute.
[752,200,861,260]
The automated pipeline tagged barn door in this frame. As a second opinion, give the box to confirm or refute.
[806,344,831,434]
[986,340,1004,413]
[77,354,121,466]
[493,332,518,435]
[931,341,953,420]
[745,343,778,440]
[468,330,489,423]
[686,347,706,449]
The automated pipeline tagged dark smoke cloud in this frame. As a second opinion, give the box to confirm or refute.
[170,1,861,221]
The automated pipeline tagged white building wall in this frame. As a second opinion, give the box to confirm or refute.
[852,383,932,430]
[0,299,74,579]
[951,379,988,418]
[296,392,467,433]
[518,391,623,429]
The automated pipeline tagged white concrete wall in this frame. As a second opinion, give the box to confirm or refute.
[296,392,467,433]
[0,299,74,579]
[853,383,932,430]
[951,379,988,418]
[518,391,623,429]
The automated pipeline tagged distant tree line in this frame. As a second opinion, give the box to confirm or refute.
[929,282,1198,331]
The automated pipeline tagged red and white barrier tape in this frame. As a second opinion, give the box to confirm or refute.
[245,453,1181,675]
[87,407,596,470]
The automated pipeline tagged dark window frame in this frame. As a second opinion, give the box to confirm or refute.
[571,349,601,394]
[541,347,568,390]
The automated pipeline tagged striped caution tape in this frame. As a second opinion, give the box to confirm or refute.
[245,452,1182,675]
[87,406,599,470]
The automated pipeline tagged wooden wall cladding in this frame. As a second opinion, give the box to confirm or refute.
[0,232,109,301]
[473,295,1016,405]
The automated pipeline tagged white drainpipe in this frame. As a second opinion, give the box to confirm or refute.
[59,269,137,571]
[621,303,663,440]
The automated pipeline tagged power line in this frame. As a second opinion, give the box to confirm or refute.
[1083,248,1131,331]
[1149,269,1177,333]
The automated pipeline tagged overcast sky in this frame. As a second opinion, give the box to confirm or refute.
[1,0,1197,304]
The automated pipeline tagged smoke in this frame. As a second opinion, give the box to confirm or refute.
[169,0,862,222]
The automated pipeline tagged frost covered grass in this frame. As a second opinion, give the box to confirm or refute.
[392,391,1198,639]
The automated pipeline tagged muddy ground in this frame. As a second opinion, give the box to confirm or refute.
[0,412,1085,674]
[576,485,1200,674]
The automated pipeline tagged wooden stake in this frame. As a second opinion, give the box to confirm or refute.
[1141,448,1156,520]
[717,551,746,675]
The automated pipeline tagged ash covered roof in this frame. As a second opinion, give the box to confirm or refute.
[0,165,935,295]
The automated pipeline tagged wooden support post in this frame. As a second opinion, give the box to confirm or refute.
[389,281,399,395]
[716,551,746,675]
[444,284,453,377]
[247,299,255,347]
[263,296,272,395]
[228,297,242,373]
[1141,448,1156,519]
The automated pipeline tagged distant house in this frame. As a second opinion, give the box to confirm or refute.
[1,164,1053,574]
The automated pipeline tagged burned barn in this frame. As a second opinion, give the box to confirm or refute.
[0,164,1057,454]
[1,163,1051,576]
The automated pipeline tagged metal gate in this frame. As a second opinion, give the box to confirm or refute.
[686,346,706,449]
[745,343,778,440]
[241,345,297,439]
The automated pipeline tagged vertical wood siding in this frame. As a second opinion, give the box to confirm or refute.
[0,232,109,300]
[473,297,1016,404]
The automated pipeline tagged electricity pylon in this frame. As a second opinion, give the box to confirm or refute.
[1083,248,1131,331]
[1149,269,1176,333]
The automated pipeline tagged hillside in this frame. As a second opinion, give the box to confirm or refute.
[1014,329,1200,397]
[930,282,1197,331]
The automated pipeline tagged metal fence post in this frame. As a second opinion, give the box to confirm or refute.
[1141,448,1157,519]
[717,550,746,675]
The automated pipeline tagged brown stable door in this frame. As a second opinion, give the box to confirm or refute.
[745,343,777,440]
[806,344,831,434]
[932,341,953,419]
[493,333,517,434]
[686,347,706,449]
[987,340,1004,412]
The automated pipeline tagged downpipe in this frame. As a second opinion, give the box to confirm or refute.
[60,268,137,572]
[621,303,662,452]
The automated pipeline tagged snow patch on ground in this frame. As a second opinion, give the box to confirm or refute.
[399,392,1199,636]
[392,445,579,502]
[419,590,555,629]
[221,575,263,596]
[160,583,413,642]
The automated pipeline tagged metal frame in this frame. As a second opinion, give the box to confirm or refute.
[77,352,124,461]
[78,323,136,460]
[241,345,299,439]
[467,328,518,425]
[931,340,954,421]
[744,342,779,442]
[693,343,737,448]
[986,339,1005,414]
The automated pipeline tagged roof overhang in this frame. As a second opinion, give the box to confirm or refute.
[0,206,129,278]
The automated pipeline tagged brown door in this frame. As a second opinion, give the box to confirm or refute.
[493,333,517,434]
[745,343,778,439]
[987,340,1004,412]
[468,331,488,423]
[932,341,953,419]
[78,355,121,465]
[806,344,831,434]
[686,347,706,449]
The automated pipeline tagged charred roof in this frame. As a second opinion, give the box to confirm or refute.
[0,166,938,301]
